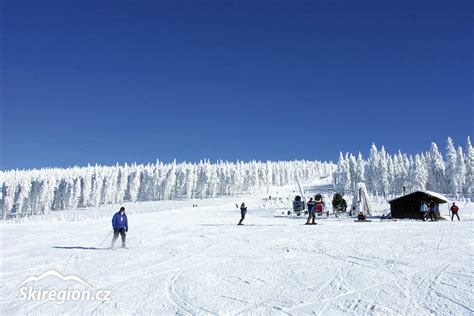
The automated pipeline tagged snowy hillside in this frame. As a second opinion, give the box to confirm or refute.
[1,160,333,219]
[2,137,472,222]
[2,179,473,315]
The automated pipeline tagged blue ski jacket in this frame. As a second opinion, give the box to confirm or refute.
[112,212,128,230]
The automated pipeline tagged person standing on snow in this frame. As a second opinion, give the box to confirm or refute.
[238,203,247,225]
[306,198,316,225]
[420,201,428,221]
[428,201,438,221]
[450,202,460,221]
[111,207,128,249]
[357,212,366,221]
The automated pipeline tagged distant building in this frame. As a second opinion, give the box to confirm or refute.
[389,191,448,219]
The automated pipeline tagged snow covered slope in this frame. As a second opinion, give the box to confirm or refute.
[1,183,473,315]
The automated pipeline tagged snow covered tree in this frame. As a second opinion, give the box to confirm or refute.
[348,154,357,190]
[128,166,141,202]
[365,144,379,193]
[455,146,466,196]
[356,153,366,185]
[71,177,81,209]
[0,159,335,216]
[2,179,16,219]
[334,152,351,194]
[408,154,428,191]
[465,137,474,195]
[445,137,458,195]
[207,163,218,198]
[163,161,177,200]
[426,142,445,192]
[81,167,93,207]
[184,165,196,199]
[116,164,129,203]
[378,146,390,196]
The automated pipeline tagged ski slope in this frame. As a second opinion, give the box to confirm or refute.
[1,183,473,315]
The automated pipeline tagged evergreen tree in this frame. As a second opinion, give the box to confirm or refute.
[365,144,379,193]
[348,154,358,190]
[456,146,466,196]
[445,137,458,195]
[334,152,351,193]
[128,166,141,202]
[409,154,428,191]
[356,153,366,184]
[427,142,445,192]
[465,137,474,195]
[378,146,390,196]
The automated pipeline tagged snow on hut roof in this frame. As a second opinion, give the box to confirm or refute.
[389,190,448,204]
[422,190,448,202]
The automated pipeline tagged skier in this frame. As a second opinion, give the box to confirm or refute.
[111,207,128,249]
[305,197,316,225]
[238,203,247,225]
[420,201,428,221]
[450,202,460,221]
[428,201,438,221]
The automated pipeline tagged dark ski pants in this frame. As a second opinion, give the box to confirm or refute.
[420,212,427,221]
[307,210,315,222]
[112,228,126,248]
[238,212,246,225]
[428,211,438,221]
[451,212,460,221]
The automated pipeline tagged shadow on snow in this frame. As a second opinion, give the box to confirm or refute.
[52,246,110,250]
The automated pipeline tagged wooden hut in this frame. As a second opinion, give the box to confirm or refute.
[388,191,448,219]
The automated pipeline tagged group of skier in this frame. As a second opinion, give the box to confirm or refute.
[108,202,248,249]
[420,201,461,222]
[419,201,437,221]
[109,196,462,248]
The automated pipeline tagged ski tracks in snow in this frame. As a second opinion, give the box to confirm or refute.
[364,252,402,315]
[164,257,233,315]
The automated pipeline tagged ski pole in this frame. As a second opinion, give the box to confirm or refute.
[99,229,113,247]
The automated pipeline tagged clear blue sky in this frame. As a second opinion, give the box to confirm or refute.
[1,0,473,170]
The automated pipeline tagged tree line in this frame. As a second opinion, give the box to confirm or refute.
[333,137,474,198]
[0,160,333,219]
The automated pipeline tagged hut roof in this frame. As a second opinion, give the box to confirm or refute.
[389,190,448,204]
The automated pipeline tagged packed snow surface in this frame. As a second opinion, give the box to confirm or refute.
[1,183,473,315]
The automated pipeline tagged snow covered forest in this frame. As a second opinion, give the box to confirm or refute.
[333,137,474,198]
[2,136,472,219]
[0,160,333,219]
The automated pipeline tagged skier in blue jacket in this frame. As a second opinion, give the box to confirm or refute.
[238,203,247,225]
[111,207,128,249]
[420,201,428,221]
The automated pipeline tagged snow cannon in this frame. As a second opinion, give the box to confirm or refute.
[292,195,305,216]
[314,194,329,217]
[332,193,348,217]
